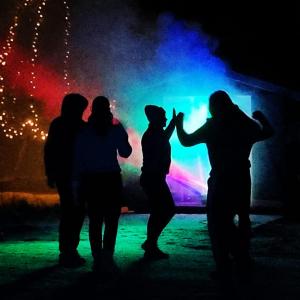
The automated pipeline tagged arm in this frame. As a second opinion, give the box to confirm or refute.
[252,111,274,140]
[117,123,132,158]
[176,112,208,147]
[164,108,176,140]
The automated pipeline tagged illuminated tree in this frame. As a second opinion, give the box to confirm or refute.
[0,0,72,183]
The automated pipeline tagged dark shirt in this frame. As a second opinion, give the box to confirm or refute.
[73,122,132,178]
[178,107,273,177]
[141,126,171,176]
[44,116,86,181]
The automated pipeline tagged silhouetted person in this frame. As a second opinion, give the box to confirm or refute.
[44,93,88,267]
[140,105,176,260]
[72,96,132,274]
[176,90,274,279]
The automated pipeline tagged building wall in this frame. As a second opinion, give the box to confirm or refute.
[251,91,286,208]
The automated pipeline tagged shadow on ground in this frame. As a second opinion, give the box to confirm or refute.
[1,214,300,299]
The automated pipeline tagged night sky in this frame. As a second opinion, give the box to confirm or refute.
[0,0,298,200]
[1,0,299,92]
[133,0,300,91]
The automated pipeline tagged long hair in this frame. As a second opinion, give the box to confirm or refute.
[88,96,113,135]
[209,90,235,119]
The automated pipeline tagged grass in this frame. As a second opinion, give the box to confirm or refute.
[0,192,59,207]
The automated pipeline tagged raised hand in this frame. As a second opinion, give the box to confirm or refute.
[252,110,274,138]
[172,108,177,120]
[177,112,184,120]
[173,112,183,127]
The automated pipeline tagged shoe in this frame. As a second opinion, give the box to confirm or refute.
[210,260,234,282]
[141,241,149,251]
[92,257,103,273]
[210,268,233,282]
[141,242,169,260]
[235,258,254,282]
[59,252,86,268]
[144,248,169,260]
[92,254,120,280]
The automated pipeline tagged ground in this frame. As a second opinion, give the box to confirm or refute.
[1,214,300,299]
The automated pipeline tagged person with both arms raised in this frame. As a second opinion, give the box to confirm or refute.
[175,90,274,280]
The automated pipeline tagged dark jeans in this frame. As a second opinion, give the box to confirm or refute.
[206,170,252,271]
[140,172,176,246]
[56,179,85,255]
[80,172,122,258]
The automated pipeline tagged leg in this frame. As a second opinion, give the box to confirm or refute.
[207,206,234,273]
[207,177,233,275]
[141,174,175,259]
[235,171,252,266]
[72,201,86,251]
[103,213,120,255]
[56,180,74,254]
[98,173,122,276]
[102,173,122,256]
[87,199,105,272]
[88,212,104,258]
[146,205,175,247]
[56,180,86,267]
[81,175,105,259]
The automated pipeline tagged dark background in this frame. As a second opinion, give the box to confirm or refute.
[0,0,299,210]
[133,0,300,91]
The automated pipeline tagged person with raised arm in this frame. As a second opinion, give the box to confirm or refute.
[176,90,274,280]
[140,105,177,260]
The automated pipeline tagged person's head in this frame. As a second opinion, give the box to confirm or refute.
[91,96,111,116]
[208,90,235,118]
[89,96,113,133]
[61,93,88,119]
[144,105,167,128]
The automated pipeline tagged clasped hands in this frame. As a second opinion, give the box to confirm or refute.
[170,108,184,125]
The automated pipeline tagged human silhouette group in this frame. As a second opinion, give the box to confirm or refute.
[44,90,273,280]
